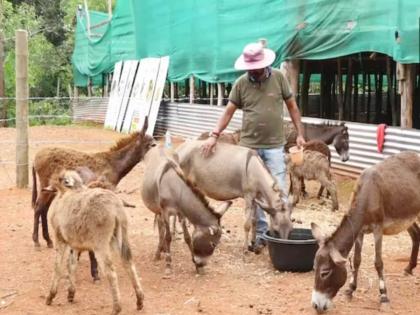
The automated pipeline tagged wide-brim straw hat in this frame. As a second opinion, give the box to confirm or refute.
[234,42,276,70]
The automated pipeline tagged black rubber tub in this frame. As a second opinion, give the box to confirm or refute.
[262,228,319,272]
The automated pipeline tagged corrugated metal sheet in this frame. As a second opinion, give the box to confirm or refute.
[73,100,420,177]
[72,98,109,123]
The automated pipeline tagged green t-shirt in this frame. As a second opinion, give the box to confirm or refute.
[229,68,293,149]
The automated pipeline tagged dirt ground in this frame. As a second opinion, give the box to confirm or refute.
[0,125,419,315]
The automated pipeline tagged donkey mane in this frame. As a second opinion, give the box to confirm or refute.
[109,132,140,152]
[304,121,346,128]
[245,149,284,195]
[159,158,221,219]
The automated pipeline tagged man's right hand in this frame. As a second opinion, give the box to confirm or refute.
[200,136,217,157]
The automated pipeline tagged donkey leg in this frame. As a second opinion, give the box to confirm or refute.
[300,177,308,198]
[119,246,144,310]
[163,218,173,275]
[32,209,41,248]
[41,209,53,248]
[291,176,301,207]
[46,241,69,305]
[404,223,420,275]
[180,217,193,253]
[317,185,325,199]
[67,249,78,303]
[154,216,165,261]
[373,230,390,306]
[98,251,122,315]
[88,251,100,281]
[243,198,254,253]
[345,233,364,299]
[319,175,338,211]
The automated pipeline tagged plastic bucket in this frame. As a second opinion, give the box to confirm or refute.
[263,229,318,272]
[289,146,303,166]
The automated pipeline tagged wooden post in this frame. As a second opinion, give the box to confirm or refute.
[107,0,112,18]
[301,61,310,116]
[0,31,6,127]
[288,60,300,100]
[15,30,29,188]
[217,83,223,106]
[210,83,214,105]
[344,57,353,121]
[84,0,91,37]
[170,82,175,103]
[189,75,194,104]
[337,59,344,121]
[399,63,415,128]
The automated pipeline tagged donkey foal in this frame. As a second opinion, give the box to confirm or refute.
[45,170,144,315]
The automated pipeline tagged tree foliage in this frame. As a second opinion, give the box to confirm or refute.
[1,0,115,97]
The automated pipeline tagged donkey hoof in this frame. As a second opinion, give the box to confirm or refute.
[379,300,391,312]
[344,289,354,301]
[196,266,205,275]
[34,242,41,249]
[162,268,172,279]
[45,294,55,305]
[111,304,122,315]
[47,241,54,248]
[403,268,413,276]
[67,290,75,303]
[136,293,145,310]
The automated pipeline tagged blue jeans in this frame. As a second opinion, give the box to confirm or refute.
[255,146,287,239]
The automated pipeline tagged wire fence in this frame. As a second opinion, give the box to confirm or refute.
[0,97,116,190]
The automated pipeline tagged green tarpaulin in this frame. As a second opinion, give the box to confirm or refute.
[72,0,420,86]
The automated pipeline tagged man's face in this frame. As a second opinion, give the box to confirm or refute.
[248,68,265,80]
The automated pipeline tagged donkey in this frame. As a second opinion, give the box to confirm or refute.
[32,117,154,250]
[287,150,338,211]
[197,129,241,145]
[174,140,293,252]
[311,151,420,313]
[44,170,144,315]
[141,146,231,275]
[285,121,350,162]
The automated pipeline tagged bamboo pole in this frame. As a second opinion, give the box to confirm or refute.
[189,75,195,104]
[0,31,6,127]
[337,59,344,121]
[210,83,214,105]
[84,0,91,37]
[399,63,415,128]
[15,30,29,188]
[170,82,175,103]
[217,83,223,106]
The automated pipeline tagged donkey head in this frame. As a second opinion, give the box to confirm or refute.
[255,183,293,239]
[311,223,347,313]
[190,201,232,272]
[43,169,85,195]
[135,116,157,158]
[333,124,350,162]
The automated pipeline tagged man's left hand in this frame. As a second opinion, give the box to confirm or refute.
[296,135,306,148]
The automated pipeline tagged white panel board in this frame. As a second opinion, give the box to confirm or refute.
[104,61,123,129]
[115,60,139,132]
[130,58,161,132]
[146,56,170,135]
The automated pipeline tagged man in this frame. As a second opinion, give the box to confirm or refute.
[201,40,305,253]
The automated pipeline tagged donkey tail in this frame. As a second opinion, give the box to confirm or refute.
[115,217,132,262]
[32,166,38,208]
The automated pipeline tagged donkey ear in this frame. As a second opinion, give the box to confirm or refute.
[254,197,270,211]
[311,222,325,244]
[214,201,232,217]
[141,116,149,135]
[329,246,347,266]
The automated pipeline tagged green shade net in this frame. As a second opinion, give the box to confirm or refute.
[72,0,136,87]
[72,0,420,86]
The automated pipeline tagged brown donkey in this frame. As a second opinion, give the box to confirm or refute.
[311,151,420,313]
[32,117,153,249]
